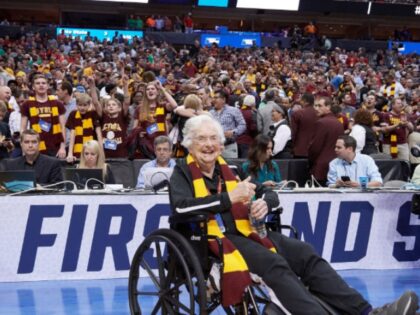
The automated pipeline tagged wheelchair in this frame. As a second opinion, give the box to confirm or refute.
[128,204,337,314]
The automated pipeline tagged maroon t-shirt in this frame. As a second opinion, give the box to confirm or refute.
[101,112,129,158]
[381,112,408,145]
[21,98,65,153]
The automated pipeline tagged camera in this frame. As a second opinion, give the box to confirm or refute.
[411,194,420,215]
[411,144,420,158]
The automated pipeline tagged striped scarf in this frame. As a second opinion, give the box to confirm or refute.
[389,114,401,159]
[383,82,396,98]
[154,105,166,133]
[27,95,62,152]
[73,111,94,157]
[390,134,398,158]
[187,154,276,306]
[139,104,166,134]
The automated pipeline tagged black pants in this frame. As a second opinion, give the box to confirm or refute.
[227,232,370,315]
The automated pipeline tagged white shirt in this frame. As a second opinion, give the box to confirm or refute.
[271,120,291,156]
[349,124,366,154]
[8,110,22,134]
[379,81,405,98]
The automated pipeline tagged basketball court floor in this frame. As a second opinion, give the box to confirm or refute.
[1,269,419,314]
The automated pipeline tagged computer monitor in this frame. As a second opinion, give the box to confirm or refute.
[64,168,104,190]
[0,170,36,192]
[143,167,173,189]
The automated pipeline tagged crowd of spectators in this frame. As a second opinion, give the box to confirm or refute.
[128,13,191,33]
[0,27,418,186]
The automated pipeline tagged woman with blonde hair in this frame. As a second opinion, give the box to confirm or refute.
[128,80,177,158]
[132,80,178,133]
[79,140,115,184]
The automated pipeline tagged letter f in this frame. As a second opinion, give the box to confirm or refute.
[18,205,64,274]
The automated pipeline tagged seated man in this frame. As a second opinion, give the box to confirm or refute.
[327,135,383,188]
[4,129,63,185]
[136,135,176,188]
[170,115,418,315]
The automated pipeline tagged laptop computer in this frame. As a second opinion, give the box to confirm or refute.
[0,170,36,192]
[143,167,173,190]
[64,168,104,190]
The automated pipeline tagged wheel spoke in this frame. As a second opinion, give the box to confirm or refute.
[129,231,207,315]
[161,251,178,291]
[135,291,160,296]
[164,294,193,313]
[155,240,168,285]
[162,298,177,315]
[150,299,163,315]
[140,257,161,289]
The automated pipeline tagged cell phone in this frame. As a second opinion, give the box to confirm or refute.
[341,176,351,182]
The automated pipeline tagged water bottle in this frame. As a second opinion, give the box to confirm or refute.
[249,199,267,238]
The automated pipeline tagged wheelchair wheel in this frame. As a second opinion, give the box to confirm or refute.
[129,228,207,315]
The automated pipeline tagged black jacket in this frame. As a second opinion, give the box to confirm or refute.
[169,158,280,235]
[4,154,63,185]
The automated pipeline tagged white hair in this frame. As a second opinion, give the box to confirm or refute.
[181,115,225,149]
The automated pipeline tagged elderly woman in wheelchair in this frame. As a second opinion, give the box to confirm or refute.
[129,114,419,315]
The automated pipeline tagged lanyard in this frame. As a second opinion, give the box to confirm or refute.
[214,175,225,233]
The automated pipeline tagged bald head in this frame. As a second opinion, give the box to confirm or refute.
[0,86,11,102]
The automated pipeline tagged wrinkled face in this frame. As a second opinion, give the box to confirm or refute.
[314,99,330,117]
[33,77,49,95]
[0,87,11,102]
[154,142,172,165]
[83,147,98,168]
[146,84,158,100]
[189,122,222,168]
[21,134,40,158]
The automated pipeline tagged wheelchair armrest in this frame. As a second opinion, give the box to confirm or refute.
[271,206,284,215]
[266,207,283,230]
[169,213,208,226]
[266,207,298,238]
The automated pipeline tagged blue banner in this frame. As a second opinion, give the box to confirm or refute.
[56,27,143,43]
[201,32,261,48]
[0,192,419,282]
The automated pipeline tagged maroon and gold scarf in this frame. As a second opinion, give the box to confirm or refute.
[187,154,276,306]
